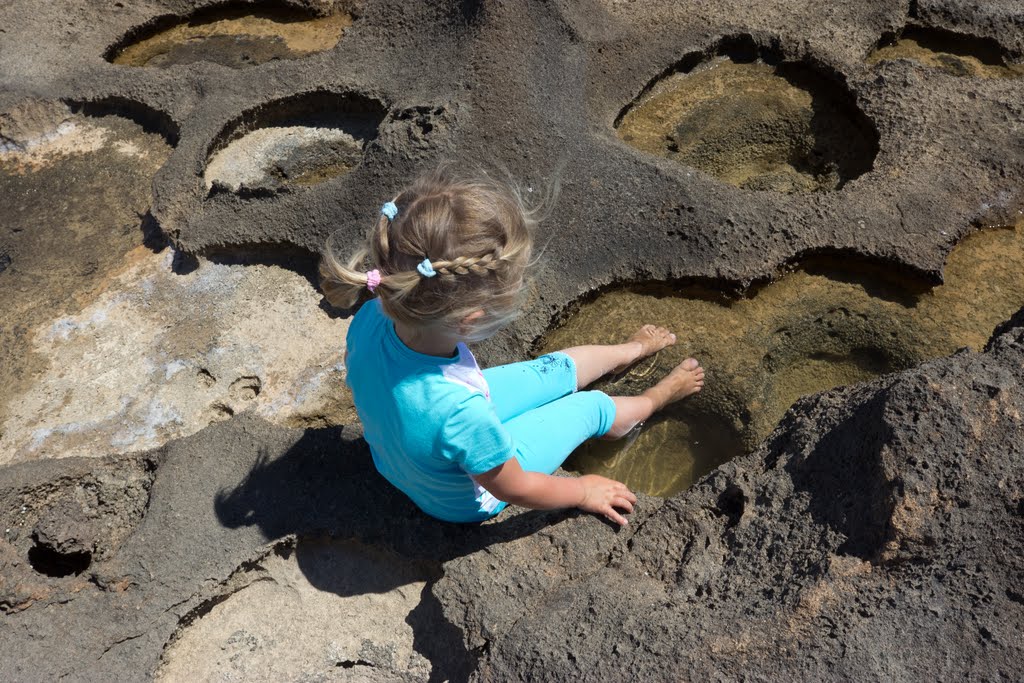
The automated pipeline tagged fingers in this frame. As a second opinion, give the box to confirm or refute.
[613,483,637,507]
[613,495,634,514]
[603,505,629,526]
[616,482,637,503]
[579,477,637,526]
[606,484,636,525]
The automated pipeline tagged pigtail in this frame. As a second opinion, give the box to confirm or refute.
[320,211,421,309]
[319,232,370,309]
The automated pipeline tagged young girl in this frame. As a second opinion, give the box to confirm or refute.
[320,168,705,527]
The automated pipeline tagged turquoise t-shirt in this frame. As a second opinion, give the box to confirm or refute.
[344,299,514,522]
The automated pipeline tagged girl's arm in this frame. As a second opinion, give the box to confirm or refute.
[473,457,637,526]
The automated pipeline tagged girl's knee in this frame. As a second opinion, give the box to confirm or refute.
[579,390,616,437]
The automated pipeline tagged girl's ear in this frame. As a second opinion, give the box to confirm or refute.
[459,309,485,334]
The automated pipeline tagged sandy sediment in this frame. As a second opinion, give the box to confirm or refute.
[109,7,352,68]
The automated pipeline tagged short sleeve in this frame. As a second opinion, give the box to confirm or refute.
[440,393,515,475]
[346,299,382,348]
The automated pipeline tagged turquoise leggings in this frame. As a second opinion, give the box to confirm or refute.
[480,352,617,515]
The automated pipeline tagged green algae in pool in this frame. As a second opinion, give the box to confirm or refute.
[540,221,1024,497]
[867,26,1024,79]
[109,6,352,68]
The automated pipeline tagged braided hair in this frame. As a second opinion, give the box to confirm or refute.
[320,166,542,341]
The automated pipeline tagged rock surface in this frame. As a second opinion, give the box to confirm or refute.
[0,0,1022,681]
[460,310,1024,681]
[0,246,354,465]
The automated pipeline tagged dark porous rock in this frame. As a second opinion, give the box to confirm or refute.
[470,322,1024,681]
[435,492,664,652]
[987,304,1024,351]
[0,453,158,612]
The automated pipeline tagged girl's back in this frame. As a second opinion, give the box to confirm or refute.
[346,298,511,522]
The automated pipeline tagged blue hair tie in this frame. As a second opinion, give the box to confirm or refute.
[417,258,436,278]
[381,201,398,221]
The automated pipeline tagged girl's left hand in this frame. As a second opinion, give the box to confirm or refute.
[577,474,637,526]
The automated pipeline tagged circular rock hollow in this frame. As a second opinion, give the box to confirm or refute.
[205,91,386,194]
[616,44,879,193]
[867,25,1024,79]
[105,2,354,68]
[28,536,91,578]
[570,404,745,498]
[540,221,1024,496]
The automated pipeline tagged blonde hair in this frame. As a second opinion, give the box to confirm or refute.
[320,167,542,342]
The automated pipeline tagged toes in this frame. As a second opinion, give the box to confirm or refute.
[631,325,677,354]
[682,357,699,370]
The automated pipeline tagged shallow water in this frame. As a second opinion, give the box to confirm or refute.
[110,7,351,68]
[541,220,1024,496]
[616,57,877,192]
[867,26,1024,78]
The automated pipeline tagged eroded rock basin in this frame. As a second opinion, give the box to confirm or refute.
[206,125,363,192]
[108,5,352,68]
[541,220,1024,496]
[867,26,1024,78]
[616,55,878,192]
[204,92,386,194]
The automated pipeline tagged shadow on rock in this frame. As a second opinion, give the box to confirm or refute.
[213,423,566,681]
[768,386,897,561]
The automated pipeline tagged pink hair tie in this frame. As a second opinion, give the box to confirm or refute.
[365,269,381,292]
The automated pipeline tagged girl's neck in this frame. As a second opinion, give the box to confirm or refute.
[393,320,461,358]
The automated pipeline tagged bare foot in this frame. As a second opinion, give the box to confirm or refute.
[643,357,705,409]
[613,324,677,373]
